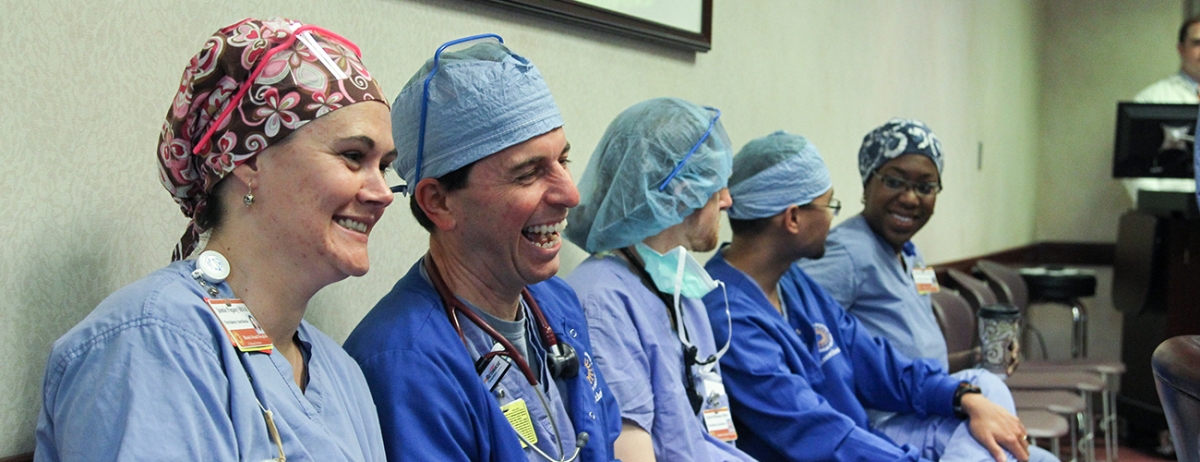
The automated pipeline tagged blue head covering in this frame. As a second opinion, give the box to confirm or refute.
[391,38,563,190]
[727,131,830,220]
[565,97,733,253]
[858,118,944,184]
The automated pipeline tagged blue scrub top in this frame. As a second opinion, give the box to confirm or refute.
[798,214,949,370]
[344,260,621,462]
[566,254,754,462]
[703,248,960,462]
[36,261,386,462]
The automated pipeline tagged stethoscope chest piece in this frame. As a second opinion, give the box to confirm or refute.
[547,342,579,379]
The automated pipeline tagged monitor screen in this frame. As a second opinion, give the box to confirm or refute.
[1113,102,1198,179]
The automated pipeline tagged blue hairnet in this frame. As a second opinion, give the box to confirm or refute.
[858,118,944,184]
[391,39,563,189]
[727,131,830,220]
[565,98,733,253]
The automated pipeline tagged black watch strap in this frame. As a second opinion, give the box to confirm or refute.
[952,382,982,419]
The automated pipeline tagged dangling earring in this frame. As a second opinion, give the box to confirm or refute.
[243,181,255,207]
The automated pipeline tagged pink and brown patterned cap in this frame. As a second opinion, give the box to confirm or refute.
[158,17,386,260]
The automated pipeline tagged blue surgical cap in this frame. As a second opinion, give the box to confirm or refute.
[565,98,733,253]
[392,40,563,189]
[727,131,831,220]
[858,118,944,184]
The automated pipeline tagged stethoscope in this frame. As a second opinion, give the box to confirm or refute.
[424,255,589,462]
[192,250,288,462]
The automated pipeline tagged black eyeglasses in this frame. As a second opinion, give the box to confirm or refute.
[805,198,841,216]
[874,173,942,197]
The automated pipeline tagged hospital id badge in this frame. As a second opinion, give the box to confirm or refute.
[205,298,273,353]
[702,407,738,442]
[912,267,940,295]
[500,398,538,448]
[477,343,512,392]
[700,373,738,441]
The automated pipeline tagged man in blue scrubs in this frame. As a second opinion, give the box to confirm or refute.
[344,37,620,461]
[564,98,754,461]
[703,131,1044,461]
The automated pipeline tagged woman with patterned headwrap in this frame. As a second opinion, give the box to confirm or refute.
[35,18,393,461]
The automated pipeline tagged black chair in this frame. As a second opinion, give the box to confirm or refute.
[1153,335,1200,462]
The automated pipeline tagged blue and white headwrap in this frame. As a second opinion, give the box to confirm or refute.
[391,36,563,191]
[857,118,944,184]
[727,131,830,220]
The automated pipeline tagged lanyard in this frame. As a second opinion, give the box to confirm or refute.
[191,252,287,462]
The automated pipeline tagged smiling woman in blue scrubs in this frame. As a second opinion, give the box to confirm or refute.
[798,119,974,372]
[36,18,392,462]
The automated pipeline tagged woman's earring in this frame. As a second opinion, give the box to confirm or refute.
[243,183,255,207]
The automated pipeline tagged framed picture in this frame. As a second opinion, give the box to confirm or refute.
[476,0,713,52]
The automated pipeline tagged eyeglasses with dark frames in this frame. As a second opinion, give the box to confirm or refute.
[874,173,942,197]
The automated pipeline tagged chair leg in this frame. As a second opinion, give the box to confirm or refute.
[1050,436,1062,462]
[1075,412,1084,460]
[1101,373,1118,462]
[1070,300,1088,359]
[1082,391,1095,462]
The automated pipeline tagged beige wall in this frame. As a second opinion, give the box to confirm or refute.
[1036,0,1183,241]
[1,0,1052,455]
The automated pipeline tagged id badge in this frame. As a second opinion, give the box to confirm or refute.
[500,398,538,448]
[205,298,273,353]
[476,343,512,392]
[911,267,941,295]
[699,371,738,442]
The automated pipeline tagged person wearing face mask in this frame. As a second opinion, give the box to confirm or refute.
[342,36,620,462]
[703,131,1051,462]
[563,98,755,462]
[36,18,393,461]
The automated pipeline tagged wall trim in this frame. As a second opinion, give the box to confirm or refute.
[933,241,1116,274]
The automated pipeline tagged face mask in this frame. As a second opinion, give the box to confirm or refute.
[635,243,720,298]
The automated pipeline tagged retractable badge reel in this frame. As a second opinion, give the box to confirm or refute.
[196,250,231,284]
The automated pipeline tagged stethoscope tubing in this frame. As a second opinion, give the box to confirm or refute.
[424,255,559,386]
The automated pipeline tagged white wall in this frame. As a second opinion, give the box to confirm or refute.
[1036,0,1183,241]
[0,0,1046,455]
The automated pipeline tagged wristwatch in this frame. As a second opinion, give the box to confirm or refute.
[952,382,982,419]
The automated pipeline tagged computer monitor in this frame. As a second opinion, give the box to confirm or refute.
[1112,102,1198,179]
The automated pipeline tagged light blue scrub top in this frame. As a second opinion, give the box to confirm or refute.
[566,254,754,462]
[798,214,949,370]
[36,261,386,462]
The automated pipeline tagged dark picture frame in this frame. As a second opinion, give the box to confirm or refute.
[475,0,713,52]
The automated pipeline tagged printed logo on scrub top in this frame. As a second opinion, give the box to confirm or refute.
[584,351,603,403]
[812,323,842,365]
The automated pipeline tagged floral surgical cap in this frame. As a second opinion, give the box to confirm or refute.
[565,97,732,254]
[391,40,562,190]
[728,131,830,220]
[857,118,944,184]
[158,17,385,261]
